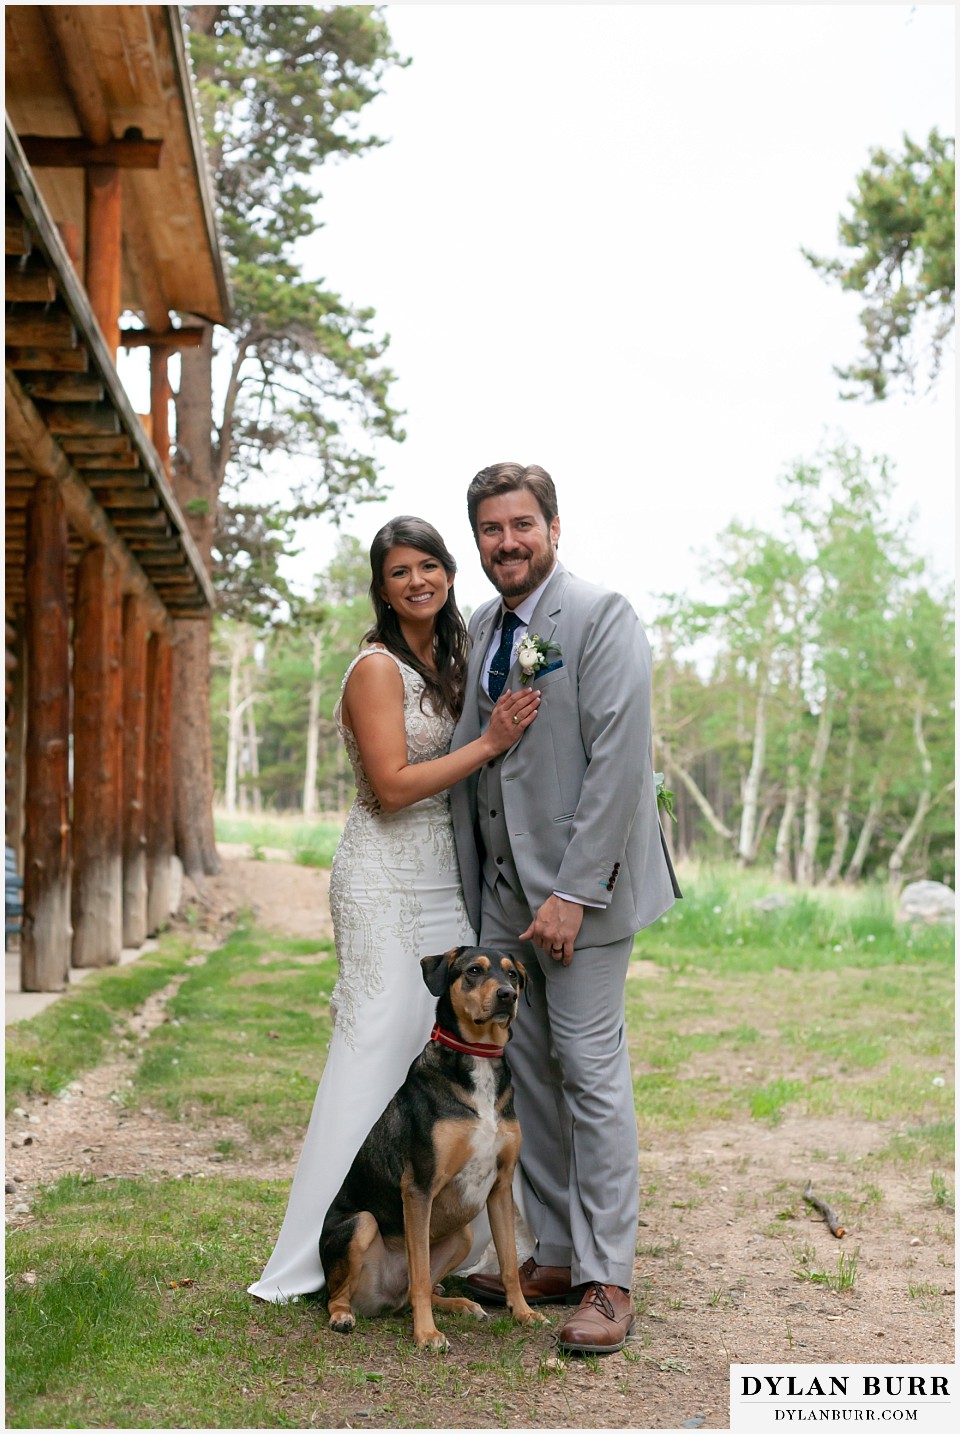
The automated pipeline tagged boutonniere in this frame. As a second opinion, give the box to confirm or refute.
[655,772,677,822]
[516,633,561,684]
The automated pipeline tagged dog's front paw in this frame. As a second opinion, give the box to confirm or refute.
[328,1311,356,1335]
[512,1305,551,1328]
[414,1327,450,1352]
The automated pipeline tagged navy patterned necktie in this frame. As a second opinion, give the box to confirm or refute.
[486,611,522,701]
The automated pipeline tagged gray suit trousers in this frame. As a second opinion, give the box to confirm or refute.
[481,875,638,1289]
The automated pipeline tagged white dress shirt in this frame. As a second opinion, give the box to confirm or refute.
[480,566,557,689]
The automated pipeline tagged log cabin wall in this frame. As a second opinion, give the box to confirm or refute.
[5,5,229,991]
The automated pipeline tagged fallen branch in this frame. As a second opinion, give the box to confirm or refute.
[803,1180,845,1237]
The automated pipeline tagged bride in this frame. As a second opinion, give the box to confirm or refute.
[249,515,539,1302]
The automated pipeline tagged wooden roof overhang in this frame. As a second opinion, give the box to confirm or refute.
[6,118,215,625]
[3,3,229,329]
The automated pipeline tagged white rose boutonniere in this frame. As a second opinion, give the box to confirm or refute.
[516,633,561,685]
[654,771,677,822]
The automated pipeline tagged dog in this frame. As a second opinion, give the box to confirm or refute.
[319,945,548,1350]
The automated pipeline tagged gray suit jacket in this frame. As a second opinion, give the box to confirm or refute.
[450,562,680,947]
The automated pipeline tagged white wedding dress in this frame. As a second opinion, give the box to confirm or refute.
[249,646,520,1304]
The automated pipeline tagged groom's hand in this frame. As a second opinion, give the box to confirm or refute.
[520,896,584,966]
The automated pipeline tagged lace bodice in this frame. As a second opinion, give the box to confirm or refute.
[334,646,455,814]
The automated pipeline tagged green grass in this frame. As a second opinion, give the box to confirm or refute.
[134,922,337,1145]
[214,811,343,868]
[5,936,194,1114]
[642,862,953,972]
[5,863,955,1428]
[793,1247,860,1293]
[5,1176,558,1429]
[627,868,954,1134]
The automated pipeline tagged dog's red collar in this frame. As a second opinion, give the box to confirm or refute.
[430,1024,505,1059]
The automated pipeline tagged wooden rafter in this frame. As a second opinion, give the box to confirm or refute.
[19,137,164,169]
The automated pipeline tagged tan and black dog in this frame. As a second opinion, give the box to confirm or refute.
[319,945,548,1350]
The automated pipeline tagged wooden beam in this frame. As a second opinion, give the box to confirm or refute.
[4,267,57,302]
[20,375,105,404]
[5,310,78,348]
[5,369,171,634]
[111,508,172,526]
[86,490,160,510]
[7,127,214,610]
[20,137,164,170]
[81,473,151,491]
[41,5,111,146]
[145,633,175,933]
[122,596,150,946]
[71,544,124,968]
[85,165,122,359]
[60,436,132,456]
[120,327,205,350]
[40,403,122,437]
[5,205,31,257]
[69,452,141,470]
[6,346,89,373]
[21,479,72,992]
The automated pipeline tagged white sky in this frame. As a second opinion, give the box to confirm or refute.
[149,3,955,623]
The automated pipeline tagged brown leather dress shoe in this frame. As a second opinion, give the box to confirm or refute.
[556,1282,635,1354]
[462,1257,577,1306]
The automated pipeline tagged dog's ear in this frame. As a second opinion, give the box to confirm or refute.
[420,947,461,997]
[512,958,528,991]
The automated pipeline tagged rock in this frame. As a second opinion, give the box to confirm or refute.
[753,893,790,911]
[13,1202,30,1214]
[897,880,955,926]
[5,1179,17,1193]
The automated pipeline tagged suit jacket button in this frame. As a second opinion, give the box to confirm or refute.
[488,759,497,768]
[496,856,504,865]
[490,809,497,818]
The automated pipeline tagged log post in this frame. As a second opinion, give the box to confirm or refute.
[72,544,124,967]
[21,480,72,991]
[5,616,27,870]
[122,595,149,946]
[85,165,122,359]
[145,632,174,933]
[149,346,172,476]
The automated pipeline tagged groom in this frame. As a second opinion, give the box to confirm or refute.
[450,462,680,1354]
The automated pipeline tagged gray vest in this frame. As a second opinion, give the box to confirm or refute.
[476,682,525,900]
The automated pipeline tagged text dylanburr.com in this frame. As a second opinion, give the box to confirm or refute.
[730,1366,953,1432]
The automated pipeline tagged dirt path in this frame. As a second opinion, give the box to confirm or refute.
[6,854,954,1428]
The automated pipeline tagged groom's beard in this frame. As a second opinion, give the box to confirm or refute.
[481,544,556,601]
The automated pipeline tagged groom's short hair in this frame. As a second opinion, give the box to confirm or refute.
[467,463,559,537]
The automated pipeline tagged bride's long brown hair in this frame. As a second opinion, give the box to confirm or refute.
[364,516,469,720]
